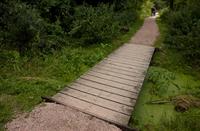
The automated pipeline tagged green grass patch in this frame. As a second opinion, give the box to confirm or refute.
[129,18,200,131]
[0,19,143,130]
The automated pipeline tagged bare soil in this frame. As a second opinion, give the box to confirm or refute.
[6,103,121,131]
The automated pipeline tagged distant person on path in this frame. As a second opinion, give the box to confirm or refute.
[151,6,156,16]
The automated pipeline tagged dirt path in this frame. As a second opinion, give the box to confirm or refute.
[130,16,159,45]
[6,103,121,131]
[6,16,159,131]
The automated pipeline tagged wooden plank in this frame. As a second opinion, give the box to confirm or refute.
[103,57,149,66]
[75,79,139,98]
[108,55,151,63]
[66,84,136,106]
[89,69,143,82]
[59,89,133,115]
[79,75,142,92]
[101,60,147,71]
[122,44,155,49]
[94,66,146,77]
[107,54,152,62]
[53,93,130,125]
[105,57,151,66]
[113,52,153,57]
[104,58,148,68]
[95,63,147,75]
[86,71,142,84]
[110,53,152,60]
[114,49,154,56]
[113,49,153,56]
[118,44,154,49]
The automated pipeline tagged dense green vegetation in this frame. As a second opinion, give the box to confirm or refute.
[1,0,199,130]
[130,0,200,130]
[0,0,144,55]
[0,0,151,130]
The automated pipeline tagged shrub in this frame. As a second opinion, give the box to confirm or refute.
[69,4,119,45]
[147,67,175,97]
[37,0,74,32]
[0,0,143,55]
[0,1,68,56]
[161,2,200,65]
[2,3,43,55]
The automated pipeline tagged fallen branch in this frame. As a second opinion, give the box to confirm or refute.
[147,99,171,104]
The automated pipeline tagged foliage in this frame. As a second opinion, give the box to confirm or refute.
[147,67,175,97]
[0,1,67,56]
[159,0,200,66]
[158,111,200,131]
[0,0,145,55]
[69,4,119,45]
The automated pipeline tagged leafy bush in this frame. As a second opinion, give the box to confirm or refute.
[3,3,43,55]
[160,0,200,65]
[148,67,175,96]
[37,0,74,32]
[69,4,119,45]
[0,1,68,56]
[0,0,144,56]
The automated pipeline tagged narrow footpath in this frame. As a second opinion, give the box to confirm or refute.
[6,16,159,131]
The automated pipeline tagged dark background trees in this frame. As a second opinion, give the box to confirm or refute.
[0,0,145,56]
[155,0,200,66]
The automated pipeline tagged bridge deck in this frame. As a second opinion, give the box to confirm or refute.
[52,43,154,126]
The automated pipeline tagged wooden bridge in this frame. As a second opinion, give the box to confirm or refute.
[51,17,159,128]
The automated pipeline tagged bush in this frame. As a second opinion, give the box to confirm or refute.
[148,67,175,97]
[0,0,143,55]
[0,1,68,56]
[161,2,200,65]
[69,4,119,45]
[1,3,43,55]
[37,0,74,32]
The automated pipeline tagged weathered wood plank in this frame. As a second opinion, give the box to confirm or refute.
[108,55,151,63]
[89,69,143,82]
[106,56,151,65]
[95,63,146,75]
[73,80,139,99]
[86,71,142,84]
[94,65,146,77]
[59,90,132,115]
[80,75,142,92]
[113,49,153,57]
[104,57,149,66]
[66,83,136,106]
[101,60,147,71]
[53,93,130,125]
[104,58,149,68]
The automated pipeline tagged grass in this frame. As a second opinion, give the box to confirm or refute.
[129,18,200,131]
[0,18,144,130]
